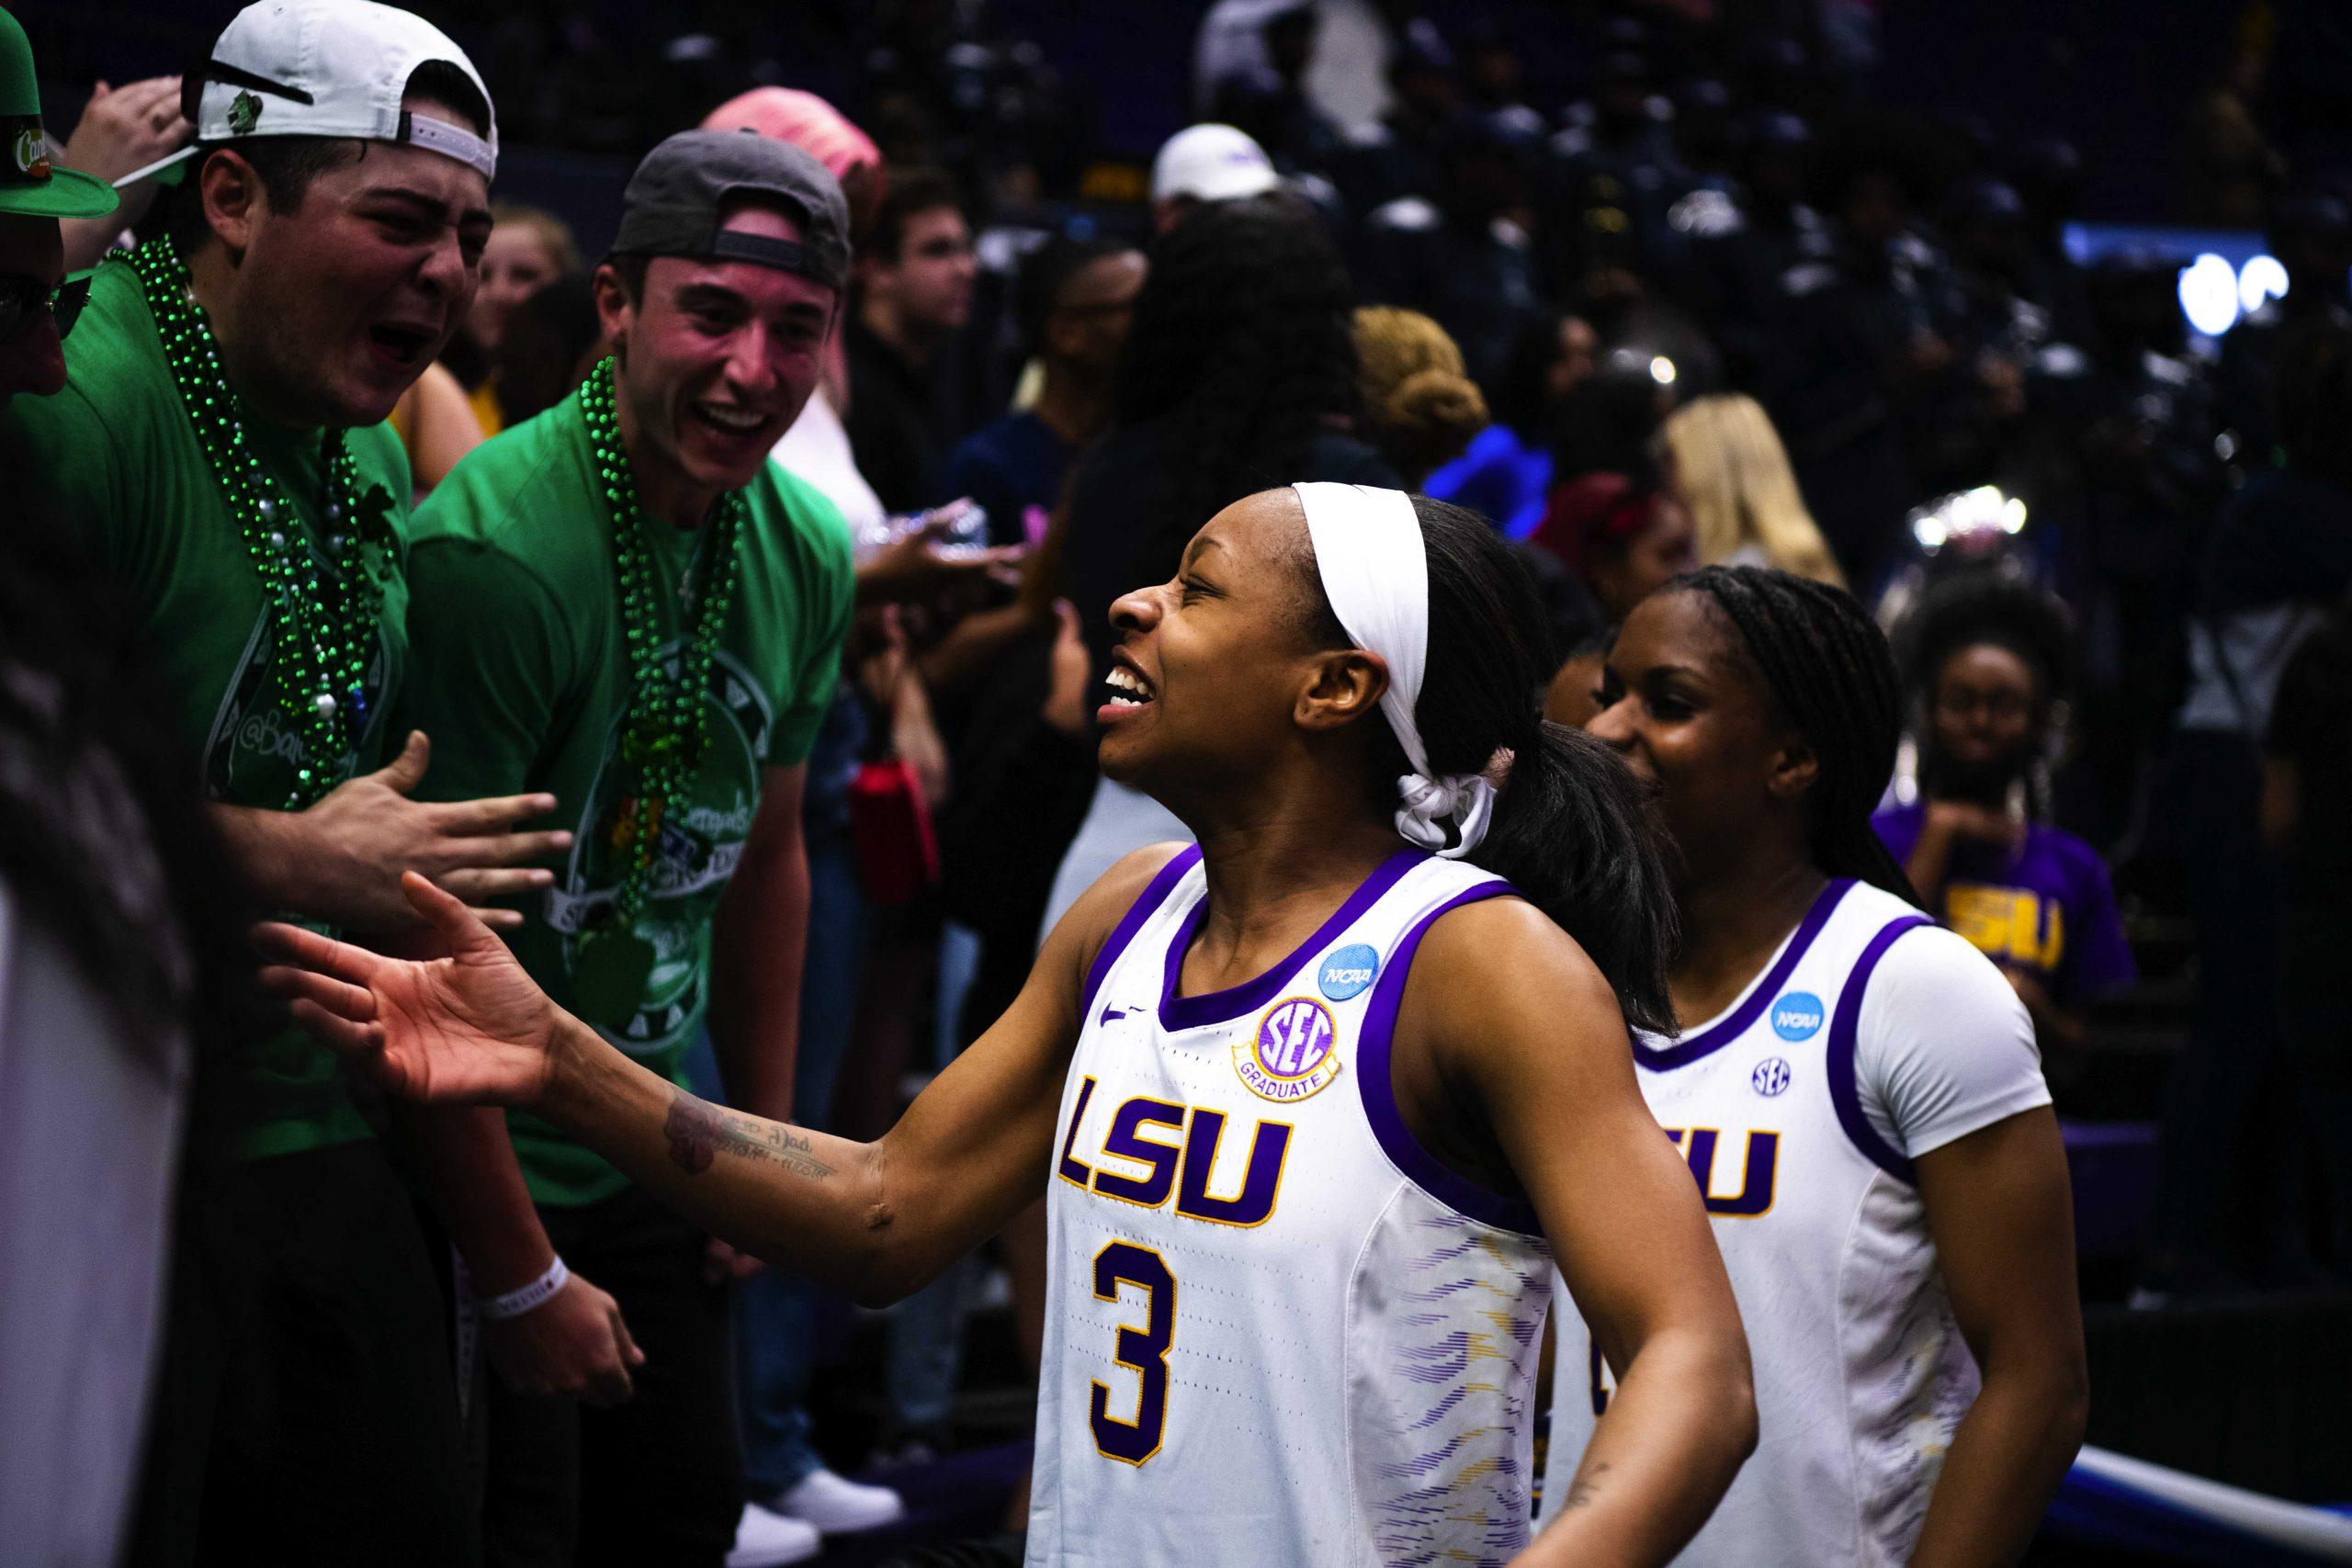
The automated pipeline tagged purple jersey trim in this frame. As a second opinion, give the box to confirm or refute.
[1079,845,1203,1021]
[1355,881,1543,1235]
[1633,878,1856,1072]
[1157,848,1427,1032]
[1826,914,1936,1184]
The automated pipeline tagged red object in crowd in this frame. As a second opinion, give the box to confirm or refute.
[1528,471,1661,574]
[849,757,942,905]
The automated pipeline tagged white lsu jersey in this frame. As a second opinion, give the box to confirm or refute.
[1541,878,2050,1567]
[1028,846,1555,1568]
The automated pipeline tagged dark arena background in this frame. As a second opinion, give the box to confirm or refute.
[7,0,2352,1563]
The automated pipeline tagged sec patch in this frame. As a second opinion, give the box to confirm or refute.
[1236,996,1343,1102]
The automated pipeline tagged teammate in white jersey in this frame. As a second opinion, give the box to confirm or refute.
[259,485,1759,1564]
[1544,566,2088,1566]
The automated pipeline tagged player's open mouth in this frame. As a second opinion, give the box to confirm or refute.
[367,322,434,367]
[1098,658,1156,726]
[1102,664,1155,707]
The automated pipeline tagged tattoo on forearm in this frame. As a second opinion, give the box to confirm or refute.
[662,1091,833,1179]
[1556,1461,1611,1515]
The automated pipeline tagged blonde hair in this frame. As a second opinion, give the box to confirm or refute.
[1663,393,1844,588]
[489,202,584,280]
[1351,306,1489,486]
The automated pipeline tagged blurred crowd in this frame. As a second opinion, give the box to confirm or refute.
[7,0,2352,1564]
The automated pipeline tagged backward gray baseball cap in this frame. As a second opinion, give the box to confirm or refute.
[610,129,852,291]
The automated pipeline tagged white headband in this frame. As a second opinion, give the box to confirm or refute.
[1293,482,1496,858]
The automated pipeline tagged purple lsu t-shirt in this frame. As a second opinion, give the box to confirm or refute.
[1873,802,2137,1004]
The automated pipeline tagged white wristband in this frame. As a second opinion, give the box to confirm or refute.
[477,1256,570,1321]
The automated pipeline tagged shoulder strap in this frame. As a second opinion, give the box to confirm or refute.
[1354,880,1539,1235]
[1078,845,1201,1021]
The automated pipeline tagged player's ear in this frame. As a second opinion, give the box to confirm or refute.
[1296,648,1385,733]
[1767,728,1819,801]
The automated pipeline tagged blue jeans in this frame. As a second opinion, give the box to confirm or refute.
[690,825,867,1498]
[885,1252,983,1435]
[882,922,985,1435]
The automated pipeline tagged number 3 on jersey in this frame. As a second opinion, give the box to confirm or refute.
[1089,1241,1175,1465]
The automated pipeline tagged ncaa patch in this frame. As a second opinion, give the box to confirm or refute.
[1769,991,1825,1042]
[1317,942,1380,1002]
[1236,996,1342,1103]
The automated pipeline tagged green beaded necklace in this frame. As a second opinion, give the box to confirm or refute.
[125,238,396,809]
[572,355,747,1026]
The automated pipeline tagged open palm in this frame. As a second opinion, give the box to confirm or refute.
[256,872,563,1107]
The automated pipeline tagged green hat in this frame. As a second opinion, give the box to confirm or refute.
[0,9,119,220]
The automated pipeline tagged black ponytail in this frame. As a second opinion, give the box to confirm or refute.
[1468,719,1679,1035]
[1674,565,1920,905]
[1317,498,1679,1034]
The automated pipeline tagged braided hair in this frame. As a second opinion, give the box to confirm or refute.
[1673,565,1919,903]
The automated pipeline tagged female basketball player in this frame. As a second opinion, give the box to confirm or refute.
[258,487,1757,1565]
[1548,566,2088,1566]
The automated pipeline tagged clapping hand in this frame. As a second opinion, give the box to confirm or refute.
[285,730,574,934]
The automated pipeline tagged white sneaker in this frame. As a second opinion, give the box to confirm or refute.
[775,1466,907,1535]
[728,1502,821,1567]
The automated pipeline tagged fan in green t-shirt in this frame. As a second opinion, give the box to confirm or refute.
[392,127,856,1556]
[0,2,619,1558]
[400,130,856,1212]
[401,359,854,1209]
[0,46,570,1168]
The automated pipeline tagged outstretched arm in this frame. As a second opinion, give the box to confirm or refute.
[259,852,1175,1306]
[1408,900,1755,1568]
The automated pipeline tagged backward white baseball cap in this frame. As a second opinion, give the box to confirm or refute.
[184,0,496,181]
[1150,123,1278,205]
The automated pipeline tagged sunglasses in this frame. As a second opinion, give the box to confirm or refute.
[0,273,95,345]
